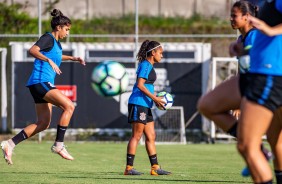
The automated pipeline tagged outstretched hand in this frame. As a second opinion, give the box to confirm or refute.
[73,57,86,66]
[232,109,241,120]
[249,16,267,31]
[248,16,272,36]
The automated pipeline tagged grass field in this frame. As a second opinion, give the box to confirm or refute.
[0,141,257,184]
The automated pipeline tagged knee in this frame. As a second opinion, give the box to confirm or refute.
[146,132,156,142]
[65,101,75,114]
[237,142,245,156]
[197,96,210,116]
[237,141,252,158]
[131,133,143,142]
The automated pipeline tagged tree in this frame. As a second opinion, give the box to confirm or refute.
[0,1,32,33]
[43,0,60,15]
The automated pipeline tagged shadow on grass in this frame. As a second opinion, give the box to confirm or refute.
[63,176,251,183]
[1,171,251,183]
[58,172,251,183]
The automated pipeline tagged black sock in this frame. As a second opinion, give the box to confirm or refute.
[227,122,238,138]
[55,125,68,142]
[12,130,28,145]
[149,154,158,166]
[255,180,273,184]
[275,170,282,184]
[126,154,135,166]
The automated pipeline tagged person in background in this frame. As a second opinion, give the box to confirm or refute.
[197,0,272,177]
[237,0,282,182]
[1,9,85,165]
[124,40,171,176]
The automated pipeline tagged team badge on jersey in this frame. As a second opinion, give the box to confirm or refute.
[139,112,146,121]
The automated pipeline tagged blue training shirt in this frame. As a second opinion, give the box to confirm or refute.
[240,29,257,48]
[249,0,282,76]
[238,29,257,73]
[128,60,156,108]
[27,33,62,86]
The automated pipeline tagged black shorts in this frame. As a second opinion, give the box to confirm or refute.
[27,82,56,103]
[239,73,282,112]
[128,104,154,124]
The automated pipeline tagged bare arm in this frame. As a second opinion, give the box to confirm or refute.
[29,45,62,75]
[62,55,86,66]
[249,16,282,36]
[136,78,165,107]
[29,45,50,62]
[229,41,244,57]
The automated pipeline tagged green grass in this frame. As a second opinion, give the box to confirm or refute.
[0,142,254,184]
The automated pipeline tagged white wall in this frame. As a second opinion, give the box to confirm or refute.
[1,0,235,19]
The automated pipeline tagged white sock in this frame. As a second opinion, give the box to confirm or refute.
[8,139,15,149]
[55,141,64,148]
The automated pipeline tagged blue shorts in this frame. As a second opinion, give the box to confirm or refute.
[128,104,154,124]
[240,73,282,112]
[27,82,56,103]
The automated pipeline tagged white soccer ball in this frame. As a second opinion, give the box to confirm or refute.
[238,45,252,74]
[238,55,250,73]
[156,91,174,110]
[91,60,129,97]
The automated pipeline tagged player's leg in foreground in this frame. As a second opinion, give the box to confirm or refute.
[241,143,273,177]
[124,122,144,175]
[1,103,53,165]
[197,75,272,176]
[237,98,273,183]
[144,121,171,175]
[267,108,282,184]
[45,89,75,160]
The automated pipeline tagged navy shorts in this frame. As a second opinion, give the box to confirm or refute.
[27,82,56,103]
[128,104,154,124]
[239,73,282,112]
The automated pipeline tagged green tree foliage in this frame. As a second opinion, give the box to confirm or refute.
[43,0,60,15]
[0,1,234,49]
[0,1,35,34]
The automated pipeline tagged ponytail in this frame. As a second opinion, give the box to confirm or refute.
[136,40,161,62]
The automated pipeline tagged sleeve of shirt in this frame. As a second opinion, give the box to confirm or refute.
[276,0,282,14]
[34,34,54,52]
[244,30,257,48]
[136,62,152,80]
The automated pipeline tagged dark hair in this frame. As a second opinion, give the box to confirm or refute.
[136,40,161,62]
[233,0,259,17]
[50,9,71,30]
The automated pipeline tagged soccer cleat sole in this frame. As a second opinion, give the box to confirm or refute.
[51,146,74,161]
[151,170,172,175]
[1,141,13,165]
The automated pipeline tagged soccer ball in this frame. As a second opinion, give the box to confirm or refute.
[238,55,250,73]
[91,60,129,97]
[238,45,252,74]
[156,91,174,110]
